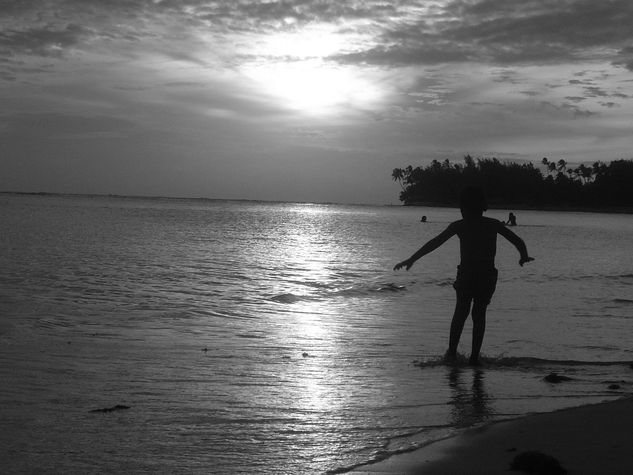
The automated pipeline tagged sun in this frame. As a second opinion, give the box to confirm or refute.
[244,60,381,115]
[241,26,383,116]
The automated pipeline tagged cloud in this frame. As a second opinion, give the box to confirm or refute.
[0,24,88,57]
[583,86,610,98]
[539,100,597,118]
[447,0,633,45]
[333,0,633,68]
[331,43,473,66]
[4,0,632,74]
[191,0,399,30]
[613,45,633,71]
[563,75,633,104]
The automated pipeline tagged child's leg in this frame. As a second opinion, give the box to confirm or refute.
[446,294,472,360]
[469,300,488,365]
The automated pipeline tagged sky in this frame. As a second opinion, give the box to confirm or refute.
[1,0,633,204]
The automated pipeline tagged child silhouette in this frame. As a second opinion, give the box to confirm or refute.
[394,186,534,365]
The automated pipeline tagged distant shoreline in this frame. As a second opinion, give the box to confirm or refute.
[2,191,632,214]
[0,190,391,208]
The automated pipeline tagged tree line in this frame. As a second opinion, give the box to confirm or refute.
[391,156,633,210]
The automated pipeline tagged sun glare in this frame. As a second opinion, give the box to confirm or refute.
[255,25,347,59]
[242,26,383,116]
[244,60,381,115]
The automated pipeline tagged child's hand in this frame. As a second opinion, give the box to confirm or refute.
[394,259,412,271]
[519,256,534,266]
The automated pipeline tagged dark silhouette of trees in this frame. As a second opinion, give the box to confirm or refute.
[392,156,633,210]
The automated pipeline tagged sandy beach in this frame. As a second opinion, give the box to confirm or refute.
[351,396,633,474]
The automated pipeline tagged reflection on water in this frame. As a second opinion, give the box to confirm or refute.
[448,367,493,428]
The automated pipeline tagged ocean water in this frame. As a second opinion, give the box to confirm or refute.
[1,193,631,474]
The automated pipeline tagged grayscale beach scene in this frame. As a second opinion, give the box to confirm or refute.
[2,1,633,474]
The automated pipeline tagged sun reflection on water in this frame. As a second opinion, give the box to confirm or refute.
[273,205,349,418]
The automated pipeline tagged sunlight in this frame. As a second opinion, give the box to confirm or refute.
[254,24,348,59]
[295,303,330,341]
[242,25,383,116]
[244,59,382,116]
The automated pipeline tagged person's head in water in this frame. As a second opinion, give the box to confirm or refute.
[459,186,487,219]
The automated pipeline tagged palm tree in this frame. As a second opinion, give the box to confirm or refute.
[577,163,592,183]
[556,159,567,173]
[592,161,606,178]
[541,157,557,176]
[392,168,405,190]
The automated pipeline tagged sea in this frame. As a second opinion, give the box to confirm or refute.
[1,193,631,474]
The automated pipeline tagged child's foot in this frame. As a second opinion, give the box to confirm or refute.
[444,350,457,365]
[468,356,481,367]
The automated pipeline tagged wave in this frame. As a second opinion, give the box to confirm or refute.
[536,272,633,284]
[607,273,633,280]
[413,354,633,369]
[268,282,406,304]
[326,426,456,475]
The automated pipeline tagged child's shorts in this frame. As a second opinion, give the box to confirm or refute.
[453,265,498,305]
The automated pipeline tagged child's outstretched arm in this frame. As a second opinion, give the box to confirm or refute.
[497,224,534,266]
[394,224,457,271]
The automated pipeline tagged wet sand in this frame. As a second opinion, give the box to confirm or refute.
[351,396,633,474]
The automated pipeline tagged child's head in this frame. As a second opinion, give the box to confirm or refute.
[459,186,487,217]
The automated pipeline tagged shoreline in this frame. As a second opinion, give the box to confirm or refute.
[350,395,633,474]
[403,201,633,215]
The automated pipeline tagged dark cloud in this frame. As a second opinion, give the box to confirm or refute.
[613,45,633,71]
[563,74,630,104]
[448,0,633,47]
[331,43,472,66]
[334,0,633,68]
[583,86,610,97]
[540,100,597,118]
[0,24,88,57]
[491,69,521,84]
